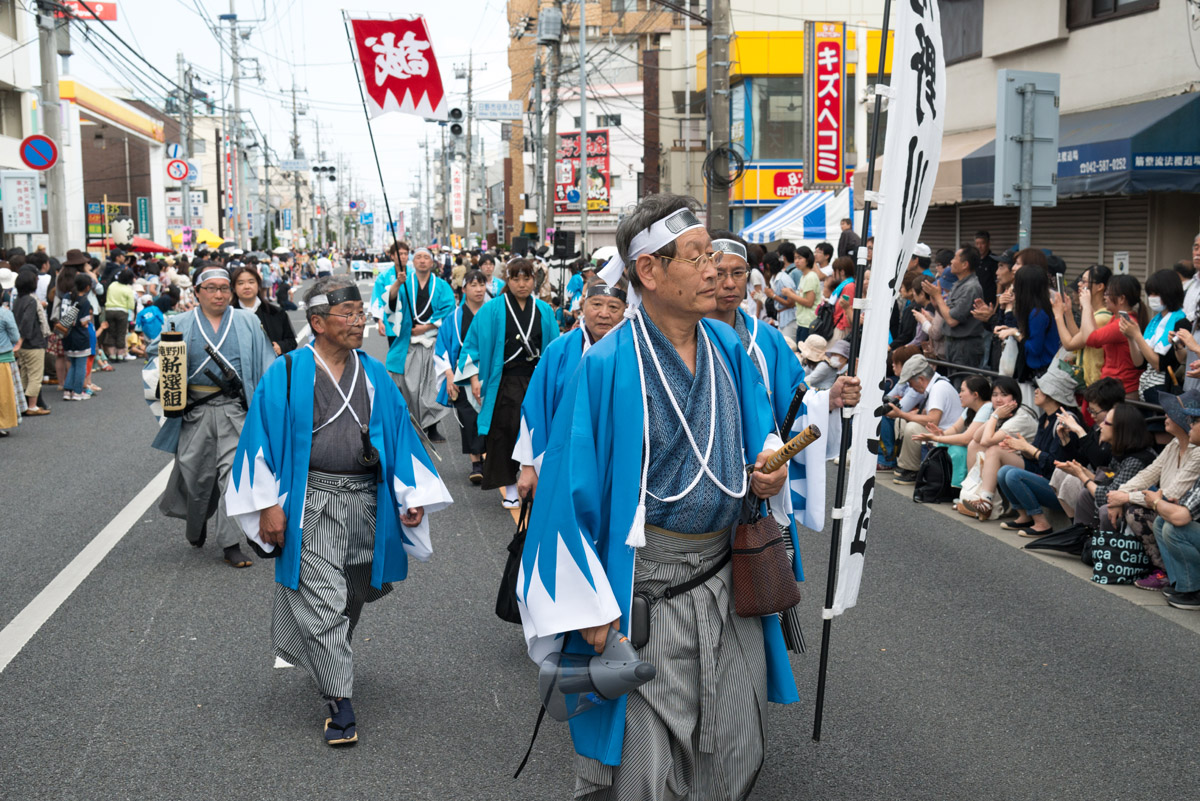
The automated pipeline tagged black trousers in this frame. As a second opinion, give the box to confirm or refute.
[452,389,486,456]
[481,374,530,490]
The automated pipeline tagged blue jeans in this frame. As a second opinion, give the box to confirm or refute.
[1153,516,1200,593]
[64,355,87,394]
[878,416,896,468]
[996,465,1061,517]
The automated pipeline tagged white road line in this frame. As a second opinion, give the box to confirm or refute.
[0,463,173,674]
[296,323,310,345]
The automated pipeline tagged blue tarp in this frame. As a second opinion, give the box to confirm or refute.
[962,92,1200,200]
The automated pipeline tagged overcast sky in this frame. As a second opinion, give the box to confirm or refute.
[43,0,514,218]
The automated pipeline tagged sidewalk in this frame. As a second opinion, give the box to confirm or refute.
[876,478,1200,636]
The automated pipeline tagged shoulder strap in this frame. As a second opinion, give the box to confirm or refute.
[285,352,292,399]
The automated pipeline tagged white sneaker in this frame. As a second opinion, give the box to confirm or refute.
[73,392,91,401]
[62,392,73,401]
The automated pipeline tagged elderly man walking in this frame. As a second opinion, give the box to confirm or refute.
[517,194,801,800]
[226,275,453,745]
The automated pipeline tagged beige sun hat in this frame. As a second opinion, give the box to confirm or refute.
[798,334,829,362]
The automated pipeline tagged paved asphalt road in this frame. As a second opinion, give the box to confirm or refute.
[2,279,1197,799]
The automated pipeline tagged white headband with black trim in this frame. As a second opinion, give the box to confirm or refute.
[598,207,704,316]
[711,238,748,263]
[195,267,230,286]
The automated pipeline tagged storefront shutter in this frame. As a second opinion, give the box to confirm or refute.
[1098,196,1150,279]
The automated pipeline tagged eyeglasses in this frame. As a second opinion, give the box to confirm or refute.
[324,312,368,325]
[659,251,724,269]
[716,268,749,281]
[198,285,232,294]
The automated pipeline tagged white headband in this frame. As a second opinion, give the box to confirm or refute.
[711,238,748,262]
[195,267,230,286]
[599,207,705,316]
[413,247,433,258]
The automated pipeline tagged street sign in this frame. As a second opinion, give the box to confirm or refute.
[186,161,199,182]
[279,159,309,172]
[1,171,42,233]
[349,201,357,210]
[994,70,1060,209]
[166,159,188,181]
[19,135,58,171]
[475,100,522,121]
[283,209,293,231]
[165,143,183,159]
[1113,251,1130,275]
[360,212,374,225]
[136,196,150,236]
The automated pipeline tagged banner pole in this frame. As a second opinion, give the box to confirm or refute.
[812,0,894,743]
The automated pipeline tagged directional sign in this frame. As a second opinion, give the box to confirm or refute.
[279,159,309,172]
[475,100,522,121]
[359,212,374,225]
[166,159,188,181]
[19,135,58,171]
[165,143,183,159]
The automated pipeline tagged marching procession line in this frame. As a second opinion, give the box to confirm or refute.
[0,463,174,675]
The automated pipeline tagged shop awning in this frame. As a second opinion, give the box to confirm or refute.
[739,187,851,245]
[963,92,1200,200]
[853,127,995,207]
[167,228,225,247]
[87,236,173,253]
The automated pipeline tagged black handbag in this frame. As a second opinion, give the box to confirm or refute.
[495,495,532,624]
[1090,521,1151,585]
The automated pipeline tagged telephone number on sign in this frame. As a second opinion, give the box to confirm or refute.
[1078,158,1127,175]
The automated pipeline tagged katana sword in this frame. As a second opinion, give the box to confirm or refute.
[779,380,809,438]
[758,424,822,474]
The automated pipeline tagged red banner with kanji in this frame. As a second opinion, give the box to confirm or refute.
[348,16,448,120]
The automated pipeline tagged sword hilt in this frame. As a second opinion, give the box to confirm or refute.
[758,424,822,474]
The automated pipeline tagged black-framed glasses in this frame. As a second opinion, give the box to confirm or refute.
[716,268,749,281]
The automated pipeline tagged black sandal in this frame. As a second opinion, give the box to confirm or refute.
[223,545,253,568]
[324,699,358,746]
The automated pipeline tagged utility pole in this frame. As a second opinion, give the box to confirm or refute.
[36,2,67,255]
[177,52,193,252]
[440,123,449,247]
[532,47,544,248]
[464,53,474,248]
[422,130,432,245]
[227,2,248,248]
[544,0,562,244]
[264,145,273,248]
[578,0,588,257]
[291,84,303,249]
[707,0,731,229]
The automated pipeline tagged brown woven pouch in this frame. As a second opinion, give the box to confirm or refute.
[732,516,802,617]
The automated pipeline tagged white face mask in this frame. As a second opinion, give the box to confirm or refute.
[1148,295,1164,314]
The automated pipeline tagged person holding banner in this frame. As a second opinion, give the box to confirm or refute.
[517,195,799,801]
[512,274,629,501]
[385,246,456,444]
[145,264,275,568]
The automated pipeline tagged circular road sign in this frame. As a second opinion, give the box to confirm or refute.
[166,159,189,181]
[19,135,58,171]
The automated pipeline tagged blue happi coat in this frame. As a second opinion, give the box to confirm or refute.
[432,302,470,407]
[454,295,559,437]
[369,264,398,337]
[224,347,453,590]
[383,272,456,375]
[512,326,589,472]
[515,317,794,767]
[734,307,832,536]
[144,306,275,454]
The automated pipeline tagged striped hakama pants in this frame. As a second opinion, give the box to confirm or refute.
[272,471,391,699]
[575,527,768,801]
[159,394,244,548]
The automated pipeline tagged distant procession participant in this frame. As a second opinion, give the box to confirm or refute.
[514,274,628,500]
[369,240,410,346]
[147,263,275,568]
[434,269,489,485]
[231,265,298,355]
[455,258,559,508]
[516,195,795,800]
[479,253,505,299]
[225,275,453,746]
[386,246,455,444]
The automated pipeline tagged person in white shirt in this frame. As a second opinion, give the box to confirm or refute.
[889,354,964,484]
[1176,258,1200,323]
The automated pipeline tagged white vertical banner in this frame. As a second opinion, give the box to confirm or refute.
[450,164,466,228]
[830,0,946,616]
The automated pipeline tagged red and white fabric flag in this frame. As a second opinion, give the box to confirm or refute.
[348,16,448,120]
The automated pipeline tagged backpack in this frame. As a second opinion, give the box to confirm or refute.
[810,301,836,340]
[913,446,955,504]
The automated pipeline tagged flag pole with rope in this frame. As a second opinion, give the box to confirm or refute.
[812,0,893,743]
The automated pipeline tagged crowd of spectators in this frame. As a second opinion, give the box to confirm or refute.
[733,226,1200,610]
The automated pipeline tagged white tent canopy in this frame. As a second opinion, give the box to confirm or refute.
[739,187,854,246]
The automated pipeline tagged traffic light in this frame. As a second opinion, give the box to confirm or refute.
[313,164,337,183]
[448,107,464,137]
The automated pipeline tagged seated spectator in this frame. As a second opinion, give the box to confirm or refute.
[878,345,926,471]
[960,367,1080,529]
[912,375,992,487]
[1051,402,1155,538]
[923,244,987,368]
[807,339,849,390]
[1074,274,1146,399]
[798,334,829,384]
[1105,390,1200,591]
[995,264,1061,377]
[1123,269,1188,400]
[1049,377,1127,515]
[1052,264,1112,387]
[955,376,1039,518]
[888,354,963,485]
[1149,405,1200,609]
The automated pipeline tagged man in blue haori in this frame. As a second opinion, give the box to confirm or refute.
[368,240,409,346]
[225,275,452,746]
[144,264,274,569]
[383,245,456,444]
[517,195,798,800]
[513,274,627,500]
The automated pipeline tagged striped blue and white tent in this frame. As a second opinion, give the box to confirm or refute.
[739,187,853,245]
